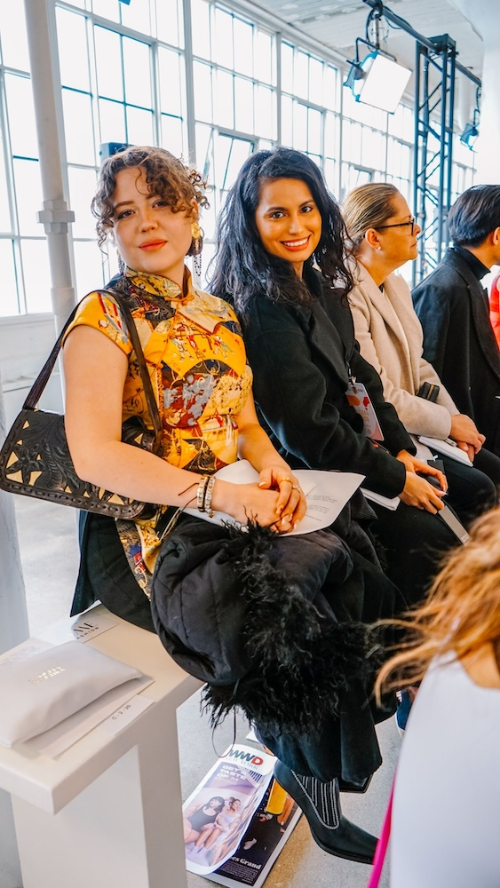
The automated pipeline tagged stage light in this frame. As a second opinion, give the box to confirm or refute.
[344,49,411,114]
[460,122,478,150]
[460,87,481,151]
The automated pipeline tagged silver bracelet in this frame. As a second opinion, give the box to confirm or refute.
[204,475,216,518]
[196,475,209,511]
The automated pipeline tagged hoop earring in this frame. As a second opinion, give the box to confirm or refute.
[190,221,204,278]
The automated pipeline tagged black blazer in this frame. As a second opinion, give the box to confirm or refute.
[413,248,500,455]
[243,267,412,498]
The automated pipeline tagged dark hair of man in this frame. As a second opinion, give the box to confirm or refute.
[208,147,353,314]
[448,184,500,248]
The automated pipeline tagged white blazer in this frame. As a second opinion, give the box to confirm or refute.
[349,262,458,438]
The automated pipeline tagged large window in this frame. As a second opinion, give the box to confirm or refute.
[0,2,50,314]
[0,0,476,316]
[280,40,339,194]
[56,0,187,294]
[190,0,277,255]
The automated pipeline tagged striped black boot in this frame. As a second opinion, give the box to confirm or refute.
[274,760,377,864]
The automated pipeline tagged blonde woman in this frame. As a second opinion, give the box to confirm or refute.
[376,506,500,887]
[343,182,500,525]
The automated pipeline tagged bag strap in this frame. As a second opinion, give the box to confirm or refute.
[366,777,394,888]
[23,285,162,445]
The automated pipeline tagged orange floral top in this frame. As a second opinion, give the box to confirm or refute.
[66,266,253,594]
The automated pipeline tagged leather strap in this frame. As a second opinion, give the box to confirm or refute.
[23,285,162,447]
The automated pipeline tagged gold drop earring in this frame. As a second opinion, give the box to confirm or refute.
[189,220,204,278]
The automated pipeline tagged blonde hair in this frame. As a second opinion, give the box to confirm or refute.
[342,183,400,251]
[375,506,500,698]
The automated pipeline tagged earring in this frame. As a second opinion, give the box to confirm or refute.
[190,221,204,278]
[117,251,125,274]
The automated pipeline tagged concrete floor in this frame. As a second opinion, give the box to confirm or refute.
[14,495,398,887]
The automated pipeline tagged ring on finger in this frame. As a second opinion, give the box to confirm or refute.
[291,485,300,491]
[279,476,293,484]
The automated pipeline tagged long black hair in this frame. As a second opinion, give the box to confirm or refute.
[208,147,353,314]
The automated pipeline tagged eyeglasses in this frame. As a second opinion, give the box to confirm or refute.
[376,217,416,235]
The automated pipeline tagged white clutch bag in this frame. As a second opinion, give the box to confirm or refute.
[0,641,142,747]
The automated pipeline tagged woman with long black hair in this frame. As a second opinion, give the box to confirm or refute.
[209,147,459,606]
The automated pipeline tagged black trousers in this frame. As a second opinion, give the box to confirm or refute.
[440,449,498,526]
[371,501,459,608]
[254,549,401,783]
[72,512,155,631]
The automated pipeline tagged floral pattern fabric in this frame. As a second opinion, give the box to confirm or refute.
[65,267,252,593]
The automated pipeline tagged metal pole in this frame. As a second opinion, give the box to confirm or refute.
[182,0,197,165]
[437,47,447,260]
[23,0,76,335]
[412,40,421,287]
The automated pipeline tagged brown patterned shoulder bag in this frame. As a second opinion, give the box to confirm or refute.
[0,288,162,519]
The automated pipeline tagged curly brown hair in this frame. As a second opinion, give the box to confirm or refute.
[91,145,209,248]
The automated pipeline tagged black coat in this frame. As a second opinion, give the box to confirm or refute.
[152,514,398,784]
[243,266,412,498]
[413,248,500,455]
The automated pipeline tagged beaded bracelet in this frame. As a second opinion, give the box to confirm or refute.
[196,475,210,512]
[203,475,216,518]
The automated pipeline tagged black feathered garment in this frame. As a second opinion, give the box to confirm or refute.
[151,513,399,783]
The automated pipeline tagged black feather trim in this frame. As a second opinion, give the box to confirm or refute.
[202,520,380,736]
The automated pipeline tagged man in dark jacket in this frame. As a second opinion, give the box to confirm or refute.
[413,185,500,462]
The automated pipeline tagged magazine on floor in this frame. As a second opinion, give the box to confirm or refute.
[185,459,365,535]
[183,744,301,886]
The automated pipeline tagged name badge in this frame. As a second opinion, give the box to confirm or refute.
[346,381,384,441]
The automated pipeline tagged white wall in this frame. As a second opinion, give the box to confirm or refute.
[0,314,63,428]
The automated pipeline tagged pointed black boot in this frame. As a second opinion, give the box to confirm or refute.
[274,760,377,864]
[338,774,372,793]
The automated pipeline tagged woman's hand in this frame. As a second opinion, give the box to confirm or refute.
[211,470,306,532]
[210,479,289,529]
[396,450,447,493]
[449,414,485,455]
[234,394,305,529]
[399,472,445,513]
[257,465,307,530]
[454,440,476,463]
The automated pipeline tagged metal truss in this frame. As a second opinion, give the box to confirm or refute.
[413,34,456,284]
[362,1,482,286]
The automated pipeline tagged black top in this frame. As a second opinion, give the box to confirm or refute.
[452,245,490,281]
[413,247,500,454]
[242,265,412,498]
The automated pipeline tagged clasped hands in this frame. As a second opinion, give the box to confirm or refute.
[449,413,485,463]
[211,465,306,530]
[257,465,307,532]
[397,450,447,514]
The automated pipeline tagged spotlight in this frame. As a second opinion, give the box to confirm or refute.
[344,48,411,114]
[460,86,481,151]
[460,122,479,150]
